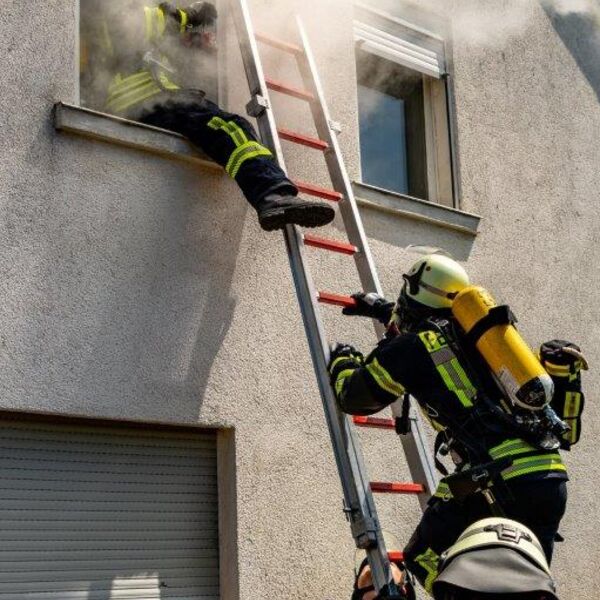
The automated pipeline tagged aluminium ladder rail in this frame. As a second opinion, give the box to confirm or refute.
[229,1,438,594]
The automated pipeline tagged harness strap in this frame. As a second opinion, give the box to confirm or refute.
[463,305,516,347]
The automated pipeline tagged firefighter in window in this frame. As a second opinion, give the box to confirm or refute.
[88,1,334,231]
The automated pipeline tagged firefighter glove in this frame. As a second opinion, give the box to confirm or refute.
[328,343,364,385]
[540,339,588,372]
[342,292,394,324]
[185,1,218,26]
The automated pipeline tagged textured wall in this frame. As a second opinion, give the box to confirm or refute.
[0,0,598,598]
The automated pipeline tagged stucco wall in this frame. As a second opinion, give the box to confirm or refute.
[0,0,598,598]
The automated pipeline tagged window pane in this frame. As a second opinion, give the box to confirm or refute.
[358,84,408,194]
[356,49,428,199]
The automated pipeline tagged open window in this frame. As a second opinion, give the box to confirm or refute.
[79,0,222,115]
[354,1,456,207]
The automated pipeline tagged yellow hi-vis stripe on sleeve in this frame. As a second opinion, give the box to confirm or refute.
[144,6,154,41]
[335,369,355,397]
[366,358,405,397]
[414,547,440,593]
[178,9,188,33]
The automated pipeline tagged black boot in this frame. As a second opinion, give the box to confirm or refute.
[255,193,335,231]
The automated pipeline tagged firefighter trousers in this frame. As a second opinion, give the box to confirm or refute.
[134,90,297,207]
[403,478,567,594]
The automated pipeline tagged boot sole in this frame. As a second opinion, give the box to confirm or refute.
[259,204,335,231]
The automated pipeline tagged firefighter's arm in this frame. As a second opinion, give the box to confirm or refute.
[540,339,588,449]
[328,338,410,416]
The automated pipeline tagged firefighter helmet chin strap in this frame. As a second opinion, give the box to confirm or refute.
[402,262,459,302]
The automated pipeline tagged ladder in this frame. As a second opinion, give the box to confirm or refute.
[229,1,439,595]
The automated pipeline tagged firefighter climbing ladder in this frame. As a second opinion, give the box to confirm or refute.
[230,0,439,594]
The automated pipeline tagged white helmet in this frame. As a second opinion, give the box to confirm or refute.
[432,518,559,599]
[402,254,470,310]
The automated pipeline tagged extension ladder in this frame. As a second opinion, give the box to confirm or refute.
[229,0,439,594]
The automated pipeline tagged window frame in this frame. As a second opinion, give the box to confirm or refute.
[353,0,460,209]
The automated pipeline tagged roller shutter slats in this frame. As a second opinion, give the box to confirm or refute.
[353,3,446,79]
[0,420,219,599]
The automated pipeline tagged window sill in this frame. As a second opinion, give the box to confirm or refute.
[352,182,480,236]
[53,103,222,172]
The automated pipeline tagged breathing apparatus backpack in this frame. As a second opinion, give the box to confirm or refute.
[451,286,553,411]
[399,285,571,463]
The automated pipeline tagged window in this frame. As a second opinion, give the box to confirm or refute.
[354,1,456,207]
[79,0,221,115]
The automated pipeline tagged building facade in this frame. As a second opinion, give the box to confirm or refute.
[0,0,599,598]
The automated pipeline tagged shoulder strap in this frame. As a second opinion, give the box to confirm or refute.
[394,394,412,435]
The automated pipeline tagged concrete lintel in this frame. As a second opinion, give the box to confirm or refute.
[352,181,480,237]
[53,102,223,172]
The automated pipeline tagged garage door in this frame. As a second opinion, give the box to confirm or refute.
[0,418,219,600]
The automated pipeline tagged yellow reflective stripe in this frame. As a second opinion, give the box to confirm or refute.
[451,358,474,391]
[564,391,581,418]
[366,358,405,397]
[544,361,570,376]
[108,71,153,95]
[418,331,446,353]
[330,355,353,371]
[433,481,452,499]
[107,81,162,114]
[230,148,272,178]
[106,73,156,104]
[179,9,188,32]
[501,453,566,481]
[144,6,153,41]
[145,6,166,41]
[207,117,249,147]
[437,364,474,408]
[414,548,440,592]
[157,71,180,91]
[489,438,537,460]
[335,369,355,396]
[157,7,166,36]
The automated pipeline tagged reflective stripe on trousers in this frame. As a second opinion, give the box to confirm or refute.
[207,117,273,178]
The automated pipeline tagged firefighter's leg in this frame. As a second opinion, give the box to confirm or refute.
[502,479,568,563]
[138,94,334,230]
[403,497,470,595]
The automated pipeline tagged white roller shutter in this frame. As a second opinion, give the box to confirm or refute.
[0,418,219,600]
[354,2,446,79]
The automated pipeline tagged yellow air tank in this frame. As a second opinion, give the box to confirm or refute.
[451,286,554,411]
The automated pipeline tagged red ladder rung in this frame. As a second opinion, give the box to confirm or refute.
[370,482,425,495]
[388,551,405,563]
[255,32,304,55]
[295,181,343,202]
[317,292,356,308]
[278,128,329,151]
[304,234,357,255]
[266,77,315,102]
[353,416,395,430]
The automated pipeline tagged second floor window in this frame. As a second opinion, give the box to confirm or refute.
[355,1,455,207]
